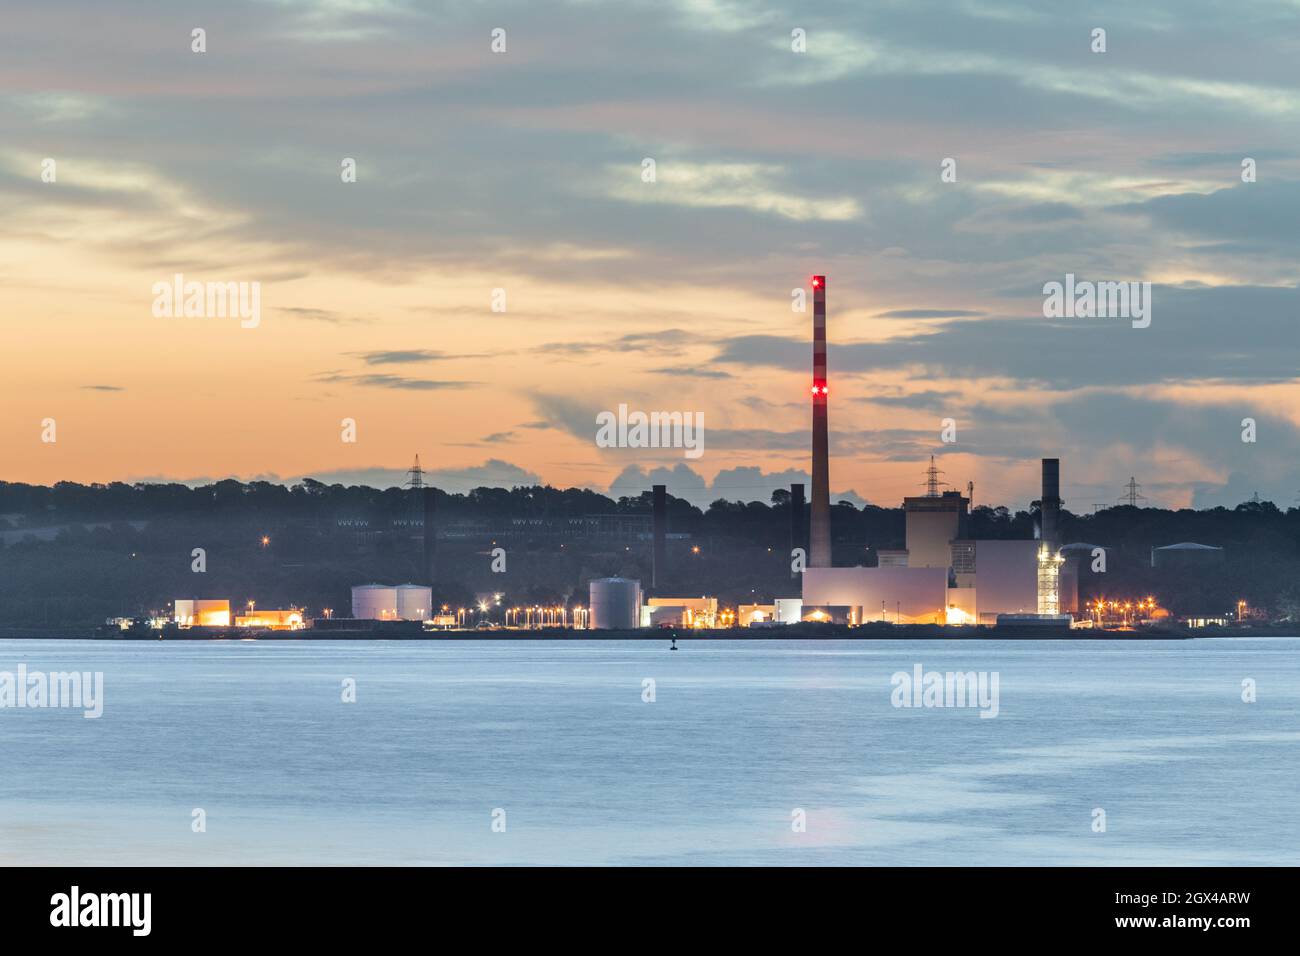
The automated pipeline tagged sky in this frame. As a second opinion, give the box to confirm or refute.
[3,0,1299,511]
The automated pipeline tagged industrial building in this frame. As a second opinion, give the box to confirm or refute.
[642,596,717,628]
[903,488,969,568]
[802,567,951,624]
[738,604,775,626]
[235,608,305,630]
[173,599,231,627]
[350,584,433,621]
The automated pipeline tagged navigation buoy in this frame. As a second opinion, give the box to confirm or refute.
[670,637,678,651]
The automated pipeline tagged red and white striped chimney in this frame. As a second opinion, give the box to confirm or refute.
[809,275,831,568]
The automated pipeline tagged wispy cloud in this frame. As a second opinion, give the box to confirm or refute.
[600,160,863,222]
[348,348,491,365]
[314,371,478,391]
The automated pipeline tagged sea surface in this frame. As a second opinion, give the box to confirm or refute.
[1,637,1297,866]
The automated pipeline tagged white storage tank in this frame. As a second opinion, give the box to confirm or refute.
[352,584,399,620]
[589,577,642,630]
[395,584,433,621]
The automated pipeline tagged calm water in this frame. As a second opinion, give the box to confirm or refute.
[1,638,1297,865]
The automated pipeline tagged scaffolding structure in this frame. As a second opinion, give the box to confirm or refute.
[1037,545,1064,615]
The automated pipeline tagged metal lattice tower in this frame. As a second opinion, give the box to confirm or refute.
[405,454,425,489]
[1118,477,1146,507]
[923,455,947,497]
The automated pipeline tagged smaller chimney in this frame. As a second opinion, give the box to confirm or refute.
[652,485,667,589]
[422,487,437,586]
[1040,458,1060,549]
[790,483,806,575]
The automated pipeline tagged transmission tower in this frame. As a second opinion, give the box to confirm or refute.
[405,454,425,489]
[923,455,948,497]
[1118,477,1146,507]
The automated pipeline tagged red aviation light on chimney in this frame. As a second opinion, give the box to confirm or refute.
[811,381,827,395]
[811,275,825,289]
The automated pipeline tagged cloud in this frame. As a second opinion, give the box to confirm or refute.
[278,307,367,324]
[348,349,489,365]
[609,461,867,509]
[314,371,478,391]
[649,367,733,379]
[1115,181,1300,252]
[715,283,1300,389]
[538,328,710,357]
[80,384,124,392]
[599,160,863,222]
[877,309,985,319]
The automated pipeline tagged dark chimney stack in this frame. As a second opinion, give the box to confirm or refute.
[1040,458,1060,550]
[423,487,437,585]
[790,482,806,574]
[652,484,667,589]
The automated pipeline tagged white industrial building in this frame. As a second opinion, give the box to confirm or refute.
[801,567,952,624]
[642,596,717,628]
[589,577,642,629]
[173,599,231,627]
[351,584,431,621]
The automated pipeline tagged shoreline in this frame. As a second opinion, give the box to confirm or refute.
[3,624,1293,641]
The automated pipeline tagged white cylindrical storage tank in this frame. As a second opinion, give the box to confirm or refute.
[589,577,642,630]
[352,584,398,620]
[395,584,433,621]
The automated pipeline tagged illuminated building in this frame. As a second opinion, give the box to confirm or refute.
[234,608,304,630]
[642,596,718,628]
[173,599,231,627]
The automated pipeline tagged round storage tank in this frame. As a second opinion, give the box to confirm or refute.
[352,584,398,620]
[395,584,432,621]
[589,577,642,630]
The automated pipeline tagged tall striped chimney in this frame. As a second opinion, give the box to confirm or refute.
[809,275,831,568]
